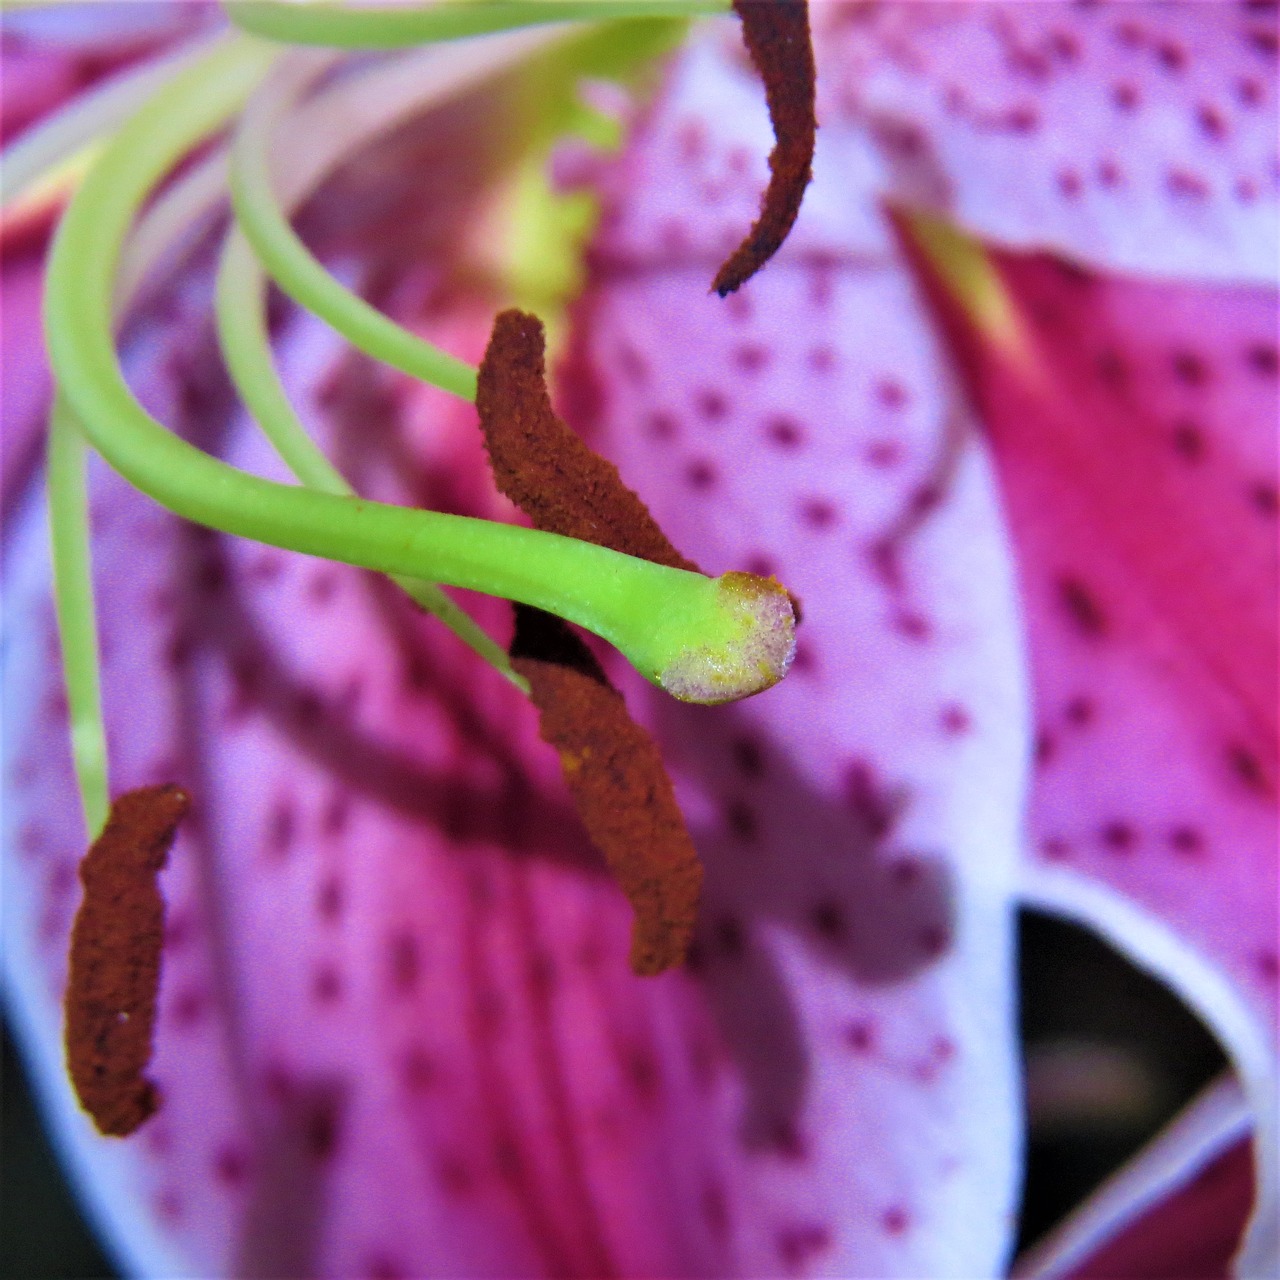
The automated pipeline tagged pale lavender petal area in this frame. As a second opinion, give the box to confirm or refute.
[561,22,1030,1277]
[817,0,1280,281]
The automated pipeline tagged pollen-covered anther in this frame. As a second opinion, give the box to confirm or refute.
[713,0,817,296]
[476,308,696,571]
[64,784,188,1136]
[510,607,702,976]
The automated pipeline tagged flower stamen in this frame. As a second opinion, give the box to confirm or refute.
[64,785,189,1136]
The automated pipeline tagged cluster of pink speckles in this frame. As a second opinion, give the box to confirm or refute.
[925,238,1279,1023]
[822,1,1279,279]
[564,53,1028,1256]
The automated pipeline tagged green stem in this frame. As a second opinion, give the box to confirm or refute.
[45,37,791,700]
[227,0,729,48]
[215,225,526,689]
[47,400,110,839]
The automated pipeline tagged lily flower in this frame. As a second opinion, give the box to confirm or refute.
[1,4,1275,1279]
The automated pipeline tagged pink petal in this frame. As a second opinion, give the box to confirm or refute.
[817,1,1279,281]
[562,24,1030,1276]
[898,230,1279,1273]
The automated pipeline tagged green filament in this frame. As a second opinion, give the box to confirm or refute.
[45,36,786,701]
[46,402,110,839]
[215,226,526,689]
[228,0,729,49]
[229,48,477,401]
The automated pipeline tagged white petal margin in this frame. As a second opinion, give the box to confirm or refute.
[1020,864,1278,1279]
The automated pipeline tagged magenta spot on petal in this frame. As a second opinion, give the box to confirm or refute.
[766,415,805,449]
[388,932,421,995]
[313,965,342,1004]
[214,1144,249,1186]
[153,1189,183,1224]
[1098,158,1123,188]
[875,378,909,410]
[1257,950,1279,982]
[1112,81,1139,111]
[735,343,769,374]
[800,498,838,530]
[1057,168,1083,198]
[1064,694,1096,727]
[401,1045,441,1094]
[765,1118,809,1162]
[437,1154,473,1197]
[1167,169,1210,199]
[317,875,344,923]
[894,609,933,642]
[1171,349,1210,387]
[844,1019,875,1052]
[1155,39,1186,71]
[891,857,923,888]
[645,410,678,441]
[919,924,950,957]
[731,735,765,777]
[714,916,746,960]
[810,901,847,941]
[309,568,339,606]
[865,439,904,468]
[1238,74,1264,107]
[171,987,206,1028]
[1246,342,1279,376]
[1040,835,1071,861]
[1249,481,1279,516]
[1196,103,1228,140]
[1226,742,1270,795]
[1057,576,1108,637]
[686,459,717,490]
[777,1223,832,1270]
[266,798,296,858]
[365,1254,406,1280]
[622,1046,663,1105]
[744,552,777,579]
[725,799,759,842]
[808,345,836,374]
[1100,820,1138,853]
[882,1205,910,1236]
[1096,348,1128,390]
[932,1034,957,1062]
[702,1181,730,1240]
[843,760,897,839]
[616,344,649,383]
[695,388,728,422]
[1168,826,1206,857]
[1170,418,1207,462]
[304,1094,343,1162]
[940,703,972,735]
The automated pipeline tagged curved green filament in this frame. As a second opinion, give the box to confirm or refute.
[215,226,526,689]
[47,401,110,839]
[228,0,729,49]
[230,50,477,402]
[45,37,779,697]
